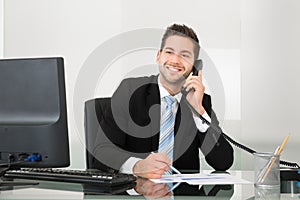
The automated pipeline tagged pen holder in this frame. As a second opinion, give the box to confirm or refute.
[254,152,280,189]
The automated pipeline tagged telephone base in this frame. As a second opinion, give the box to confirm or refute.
[280,168,300,193]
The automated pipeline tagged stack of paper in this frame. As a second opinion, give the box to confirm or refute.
[150,173,252,185]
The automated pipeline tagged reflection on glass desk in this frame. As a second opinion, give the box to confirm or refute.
[1,170,299,199]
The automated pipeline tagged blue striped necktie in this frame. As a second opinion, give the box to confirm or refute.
[158,95,176,175]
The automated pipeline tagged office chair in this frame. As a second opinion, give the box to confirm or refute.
[84,97,115,172]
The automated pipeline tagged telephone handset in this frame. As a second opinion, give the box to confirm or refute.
[181,59,203,97]
[192,59,202,75]
[182,60,299,168]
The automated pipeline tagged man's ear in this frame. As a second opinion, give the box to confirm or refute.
[155,50,161,64]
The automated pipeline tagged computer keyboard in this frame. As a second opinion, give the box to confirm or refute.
[4,168,136,186]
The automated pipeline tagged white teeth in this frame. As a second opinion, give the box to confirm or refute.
[167,65,180,72]
[169,68,179,72]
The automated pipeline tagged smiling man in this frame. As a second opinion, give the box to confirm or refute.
[94,24,234,179]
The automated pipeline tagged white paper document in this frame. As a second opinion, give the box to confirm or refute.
[150,173,252,185]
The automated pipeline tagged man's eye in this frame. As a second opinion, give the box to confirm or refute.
[181,54,190,58]
[165,51,173,54]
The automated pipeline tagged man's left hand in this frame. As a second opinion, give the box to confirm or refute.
[183,70,205,115]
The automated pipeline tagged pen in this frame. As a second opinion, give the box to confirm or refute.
[168,164,182,175]
[261,134,290,182]
[151,152,181,174]
[168,182,181,192]
[256,146,280,183]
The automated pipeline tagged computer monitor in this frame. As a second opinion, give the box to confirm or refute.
[0,57,70,168]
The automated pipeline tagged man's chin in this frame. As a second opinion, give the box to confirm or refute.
[166,77,185,85]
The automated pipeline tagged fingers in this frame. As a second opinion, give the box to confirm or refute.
[197,70,202,82]
[133,153,171,179]
[150,153,171,174]
[152,152,171,165]
[182,69,205,115]
[184,70,202,85]
[183,74,204,93]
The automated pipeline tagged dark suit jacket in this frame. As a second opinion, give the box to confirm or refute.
[93,75,233,173]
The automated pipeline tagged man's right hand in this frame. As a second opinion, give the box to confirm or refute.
[133,152,171,179]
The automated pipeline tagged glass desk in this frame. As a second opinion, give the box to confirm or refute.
[1,170,299,199]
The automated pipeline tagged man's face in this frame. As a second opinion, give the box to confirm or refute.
[156,35,195,86]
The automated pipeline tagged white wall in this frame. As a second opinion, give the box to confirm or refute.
[240,0,300,168]
[3,0,299,170]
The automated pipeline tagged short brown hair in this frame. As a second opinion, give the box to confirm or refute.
[160,24,200,60]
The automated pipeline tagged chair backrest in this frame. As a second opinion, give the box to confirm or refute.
[84,97,111,170]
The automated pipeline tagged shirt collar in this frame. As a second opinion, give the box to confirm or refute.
[158,76,182,103]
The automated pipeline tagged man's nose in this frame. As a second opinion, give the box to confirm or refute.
[169,53,181,63]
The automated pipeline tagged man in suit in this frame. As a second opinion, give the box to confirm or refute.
[94,24,234,179]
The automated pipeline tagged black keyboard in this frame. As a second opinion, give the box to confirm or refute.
[4,168,136,186]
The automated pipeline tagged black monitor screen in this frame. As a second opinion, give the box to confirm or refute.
[0,57,70,168]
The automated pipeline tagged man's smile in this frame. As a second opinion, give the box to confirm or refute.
[165,64,184,73]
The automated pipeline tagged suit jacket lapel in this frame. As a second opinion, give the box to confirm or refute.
[144,76,161,151]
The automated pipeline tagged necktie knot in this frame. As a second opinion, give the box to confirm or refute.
[164,96,176,108]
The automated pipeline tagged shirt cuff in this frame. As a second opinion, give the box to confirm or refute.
[126,188,140,196]
[193,111,211,133]
[120,157,143,196]
[119,157,142,174]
